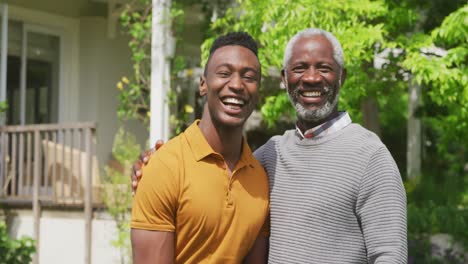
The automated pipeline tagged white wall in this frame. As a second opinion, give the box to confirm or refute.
[78,17,148,166]
[7,209,126,264]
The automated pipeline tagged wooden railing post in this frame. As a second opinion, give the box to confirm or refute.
[32,129,41,264]
[84,127,93,264]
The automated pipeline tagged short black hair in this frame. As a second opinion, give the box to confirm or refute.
[204,32,259,75]
[209,32,258,56]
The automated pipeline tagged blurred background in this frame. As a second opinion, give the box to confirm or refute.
[0,0,466,263]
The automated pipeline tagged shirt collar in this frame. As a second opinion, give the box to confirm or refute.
[185,120,255,168]
[296,111,351,139]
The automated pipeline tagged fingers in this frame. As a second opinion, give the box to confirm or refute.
[143,150,151,165]
[131,160,143,196]
[131,141,164,196]
[155,139,164,150]
[133,161,143,179]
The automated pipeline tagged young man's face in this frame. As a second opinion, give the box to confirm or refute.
[200,45,261,128]
[282,35,344,123]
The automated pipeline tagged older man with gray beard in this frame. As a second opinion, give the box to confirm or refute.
[254,28,407,263]
[131,28,407,263]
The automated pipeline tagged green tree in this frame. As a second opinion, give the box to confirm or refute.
[403,4,468,171]
[203,0,421,141]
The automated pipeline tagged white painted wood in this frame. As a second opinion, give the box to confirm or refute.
[150,0,172,145]
[0,4,7,125]
[20,23,27,124]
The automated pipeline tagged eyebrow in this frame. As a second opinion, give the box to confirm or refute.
[289,60,337,68]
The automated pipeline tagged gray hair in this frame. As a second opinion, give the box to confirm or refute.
[282,28,344,70]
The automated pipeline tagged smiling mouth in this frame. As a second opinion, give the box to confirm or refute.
[301,91,323,98]
[222,97,246,107]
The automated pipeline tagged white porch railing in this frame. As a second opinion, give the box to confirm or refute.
[0,122,97,264]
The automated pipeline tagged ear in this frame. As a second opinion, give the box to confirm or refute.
[280,69,287,89]
[199,76,207,96]
[340,68,347,87]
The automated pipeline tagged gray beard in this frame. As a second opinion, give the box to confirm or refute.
[289,86,339,122]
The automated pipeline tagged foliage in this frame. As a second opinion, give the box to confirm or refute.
[0,220,35,264]
[0,101,7,114]
[403,4,468,172]
[117,0,188,129]
[117,0,237,135]
[406,170,468,263]
[117,0,153,124]
[204,0,411,125]
[102,128,142,264]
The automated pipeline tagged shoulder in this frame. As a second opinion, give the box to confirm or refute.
[253,129,295,161]
[142,134,188,186]
[347,125,401,181]
[150,134,188,168]
[342,124,387,152]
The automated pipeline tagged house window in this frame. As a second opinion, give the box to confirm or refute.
[0,10,60,125]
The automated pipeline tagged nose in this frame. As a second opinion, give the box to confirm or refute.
[228,73,244,92]
[302,68,322,84]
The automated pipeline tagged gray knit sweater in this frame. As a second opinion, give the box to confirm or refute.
[254,123,407,263]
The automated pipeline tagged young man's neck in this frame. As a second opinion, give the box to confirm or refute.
[198,113,244,173]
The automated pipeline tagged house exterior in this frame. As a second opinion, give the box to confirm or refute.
[0,0,149,263]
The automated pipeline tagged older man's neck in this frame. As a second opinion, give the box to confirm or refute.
[297,110,340,133]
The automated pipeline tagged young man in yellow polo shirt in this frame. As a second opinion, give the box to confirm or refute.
[131,32,269,264]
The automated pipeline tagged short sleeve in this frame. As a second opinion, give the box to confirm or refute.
[131,154,179,232]
[259,210,270,237]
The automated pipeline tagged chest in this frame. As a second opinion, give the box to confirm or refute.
[266,145,365,225]
[175,160,269,238]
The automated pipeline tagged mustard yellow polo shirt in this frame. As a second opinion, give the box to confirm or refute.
[131,121,269,264]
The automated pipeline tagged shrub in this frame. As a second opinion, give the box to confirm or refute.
[0,220,35,264]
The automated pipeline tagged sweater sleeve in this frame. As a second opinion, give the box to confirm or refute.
[356,146,407,263]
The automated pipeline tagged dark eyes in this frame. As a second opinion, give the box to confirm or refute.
[217,71,230,77]
[292,67,306,73]
[216,71,257,81]
[318,67,332,73]
[290,65,333,74]
[243,75,257,81]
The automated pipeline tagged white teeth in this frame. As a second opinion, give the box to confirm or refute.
[302,91,321,97]
[222,97,245,105]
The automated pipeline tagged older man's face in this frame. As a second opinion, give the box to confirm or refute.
[282,35,343,123]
